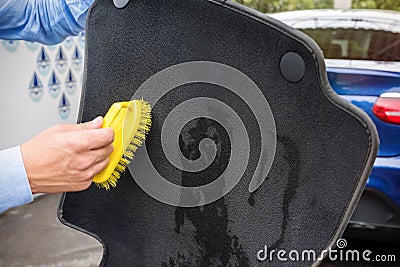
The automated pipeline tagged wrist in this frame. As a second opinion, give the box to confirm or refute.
[20,143,37,194]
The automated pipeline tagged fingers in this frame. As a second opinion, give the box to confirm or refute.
[81,116,104,130]
[70,127,114,151]
[73,158,110,191]
[86,157,111,181]
[54,116,114,151]
[59,116,104,132]
[76,144,113,171]
[88,128,115,150]
[77,116,115,150]
[72,156,111,192]
[22,119,115,194]
[91,144,114,165]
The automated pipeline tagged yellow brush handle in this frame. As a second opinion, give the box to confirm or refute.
[92,101,143,185]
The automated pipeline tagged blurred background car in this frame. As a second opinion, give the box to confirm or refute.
[269,9,400,239]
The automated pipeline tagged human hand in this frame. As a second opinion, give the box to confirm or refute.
[20,117,114,194]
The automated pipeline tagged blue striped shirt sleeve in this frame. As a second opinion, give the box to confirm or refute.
[0,146,33,214]
[0,0,94,45]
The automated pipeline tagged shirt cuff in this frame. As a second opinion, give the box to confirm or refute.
[0,146,33,214]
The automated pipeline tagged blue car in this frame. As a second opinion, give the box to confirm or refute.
[270,9,400,237]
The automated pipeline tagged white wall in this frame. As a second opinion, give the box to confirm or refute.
[0,36,84,149]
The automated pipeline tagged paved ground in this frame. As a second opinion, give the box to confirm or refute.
[0,194,102,267]
[0,194,398,267]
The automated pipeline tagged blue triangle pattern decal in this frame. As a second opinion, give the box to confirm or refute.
[28,72,44,102]
[48,71,61,98]
[37,46,51,76]
[58,93,71,120]
[55,47,67,73]
[72,46,83,71]
[2,40,19,53]
[65,69,77,95]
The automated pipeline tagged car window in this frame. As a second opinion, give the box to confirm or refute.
[300,28,400,61]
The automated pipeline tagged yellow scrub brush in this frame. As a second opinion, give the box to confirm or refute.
[92,100,152,189]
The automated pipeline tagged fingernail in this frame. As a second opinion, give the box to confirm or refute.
[109,128,115,141]
[92,116,103,126]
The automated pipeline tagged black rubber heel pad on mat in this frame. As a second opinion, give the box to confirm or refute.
[58,1,378,266]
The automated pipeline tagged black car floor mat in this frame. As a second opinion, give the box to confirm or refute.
[58,0,378,266]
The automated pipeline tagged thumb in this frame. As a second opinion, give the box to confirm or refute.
[79,116,104,130]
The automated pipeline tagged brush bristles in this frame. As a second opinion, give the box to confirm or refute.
[96,100,152,190]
